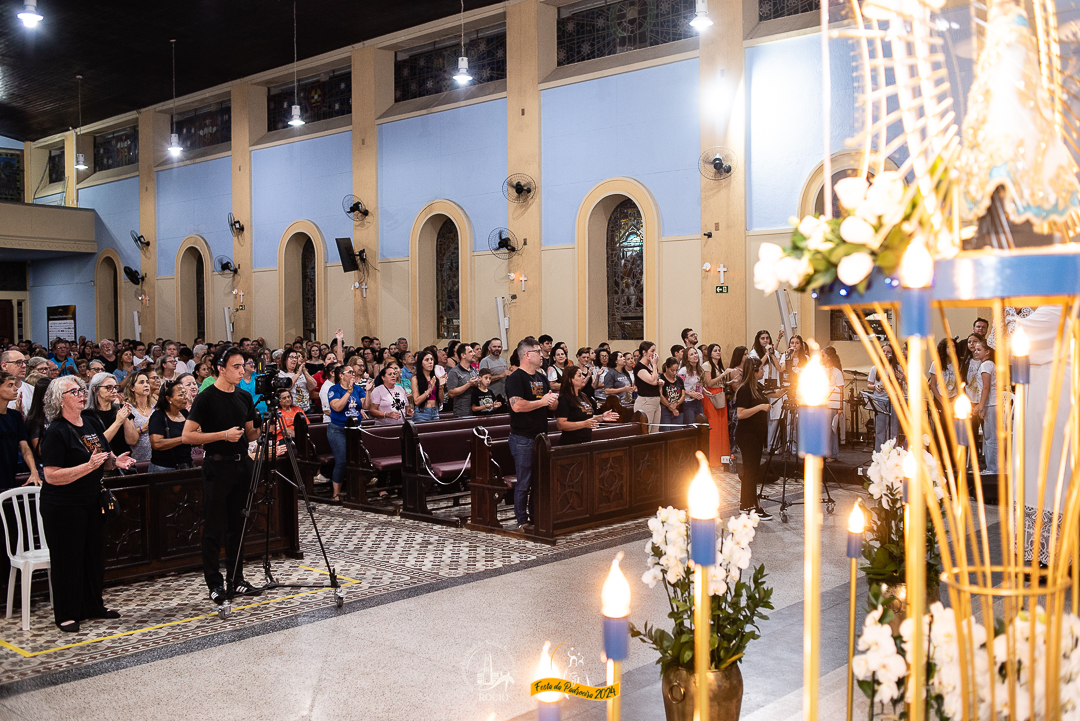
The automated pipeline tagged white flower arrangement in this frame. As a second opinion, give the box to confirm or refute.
[867,438,946,510]
[632,506,774,676]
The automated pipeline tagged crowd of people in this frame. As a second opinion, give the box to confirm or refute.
[0,315,1009,631]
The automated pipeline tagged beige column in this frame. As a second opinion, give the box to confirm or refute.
[229,82,265,340]
[63,131,77,206]
[699,0,746,352]
[504,0,555,343]
[138,110,170,342]
[351,46,393,344]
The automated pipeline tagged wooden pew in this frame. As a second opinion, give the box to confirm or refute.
[466,422,644,534]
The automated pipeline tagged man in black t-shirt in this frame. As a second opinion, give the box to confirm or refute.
[182,346,260,605]
[506,337,558,529]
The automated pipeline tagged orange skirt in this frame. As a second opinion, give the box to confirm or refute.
[702,390,731,463]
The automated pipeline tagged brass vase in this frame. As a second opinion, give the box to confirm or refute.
[661,664,744,721]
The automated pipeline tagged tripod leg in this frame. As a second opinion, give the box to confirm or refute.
[225,428,270,604]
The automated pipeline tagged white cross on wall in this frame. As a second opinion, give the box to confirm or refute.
[717,264,728,284]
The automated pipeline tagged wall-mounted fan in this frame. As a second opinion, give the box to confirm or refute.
[343,195,370,221]
[214,255,239,275]
[488,228,520,260]
[131,230,149,249]
[699,147,737,181]
[228,212,244,235]
[123,266,145,285]
[502,174,536,204]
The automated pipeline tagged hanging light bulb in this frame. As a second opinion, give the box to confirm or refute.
[168,40,183,159]
[288,105,305,127]
[73,75,88,170]
[689,0,713,29]
[452,0,472,85]
[18,0,42,28]
[453,56,472,85]
[288,1,305,127]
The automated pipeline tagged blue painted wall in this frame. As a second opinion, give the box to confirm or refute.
[29,255,97,343]
[79,177,141,272]
[156,157,233,276]
[378,100,508,258]
[251,132,354,268]
[541,59,701,245]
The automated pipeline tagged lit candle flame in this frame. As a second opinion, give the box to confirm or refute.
[954,393,971,421]
[534,641,563,703]
[601,552,631,618]
[687,451,719,520]
[798,354,829,406]
[899,240,934,288]
[1012,326,1030,358]
[848,500,865,534]
[903,449,916,479]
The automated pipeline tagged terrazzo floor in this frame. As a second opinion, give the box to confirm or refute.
[0,468,878,721]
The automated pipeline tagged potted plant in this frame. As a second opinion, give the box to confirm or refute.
[630,506,773,721]
[863,438,945,629]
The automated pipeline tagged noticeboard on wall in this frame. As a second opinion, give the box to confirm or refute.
[47,305,76,347]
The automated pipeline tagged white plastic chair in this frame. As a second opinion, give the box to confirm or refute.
[0,487,52,631]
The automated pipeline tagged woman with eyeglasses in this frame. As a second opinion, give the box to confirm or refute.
[279,349,317,412]
[156,355,179,383]
[326,364,370,504]
[39,376,136,632]
[148,381,192,473]
[122,370,155,462]
[85,372,138,458]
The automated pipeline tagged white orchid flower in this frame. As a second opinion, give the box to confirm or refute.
[834,176,869,211]
[753,243,784,295]
[864,171,905,226]
[837,252,875,286]
[839,215,876,246]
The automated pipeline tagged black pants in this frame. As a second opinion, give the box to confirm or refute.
[201,460,252,590]
[736,428,765,511]
[40,499,105,624]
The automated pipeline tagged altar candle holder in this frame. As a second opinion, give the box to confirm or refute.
[688,451,719,721]
[846,501,866,721]
[601,553,631,721]
[797,354,830,721]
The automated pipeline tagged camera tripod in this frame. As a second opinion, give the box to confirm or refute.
[759,396,837,524]
[217,395,343,618]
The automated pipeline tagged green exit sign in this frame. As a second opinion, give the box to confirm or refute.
[715,285,729,294]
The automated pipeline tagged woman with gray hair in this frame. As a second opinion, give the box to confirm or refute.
[39,375,136,632]
[85,372,138,457]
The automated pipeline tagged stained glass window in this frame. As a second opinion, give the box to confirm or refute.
[758,0,844,23]
[0,150,22,202]
[47,148,64,184]
[556,0,696,67]
[607,199,645,341]
[436,219,461,340]
[394,28,507,103]
[301,239,318,341]
[174,101,232,153]
[93,125,139,172]
[267,68,351,131]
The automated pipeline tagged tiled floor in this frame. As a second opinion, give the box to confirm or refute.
[0,468,877,721]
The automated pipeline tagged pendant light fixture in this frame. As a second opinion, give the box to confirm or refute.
[74,75,88,170]
[17,0,42,28]
[689,0,713,29]
[167,39,183,157]
[288,1,305,127]
[452,0,472,85]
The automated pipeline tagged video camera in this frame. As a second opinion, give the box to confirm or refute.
[254,371,291,398]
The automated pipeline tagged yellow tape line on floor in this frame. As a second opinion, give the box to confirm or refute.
[0,566,359,659]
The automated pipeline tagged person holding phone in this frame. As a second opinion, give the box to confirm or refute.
[411,350,445,422]
[633,341,662,433]
[326,364,368,504]
[446,343,479,417]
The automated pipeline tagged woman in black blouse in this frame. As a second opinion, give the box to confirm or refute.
[40,376,136,632]
[85,372,137,458]
[555,366,619,445]
[148,380,192,473]
[734,357,772,519]
[632,341,661,433]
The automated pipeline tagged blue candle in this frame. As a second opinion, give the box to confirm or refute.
[601,555,631,661]
[687,452,719,567]
[689,518,716,566]
[603,616,629,661]
[847,502,865,559]
[538,702,561,721]
[799,406,831,458]
[900,286,933,338]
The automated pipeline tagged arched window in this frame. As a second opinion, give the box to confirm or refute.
[95,255,119,341]
[178,244,207,344]
[606,199,644,340]
[193,252,205,341]
[435,218,460,340]
[301,239,317,340]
